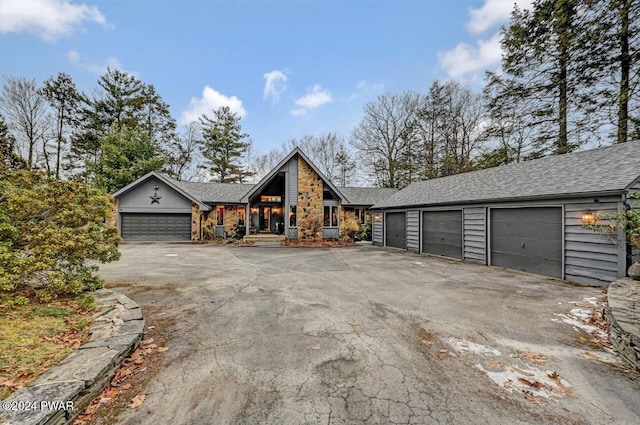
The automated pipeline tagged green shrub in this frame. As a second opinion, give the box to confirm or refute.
[0,166,121,299]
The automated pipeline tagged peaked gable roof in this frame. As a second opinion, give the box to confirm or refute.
[375,141,640,209]
[111,171,211,211]
[240,147,346,203]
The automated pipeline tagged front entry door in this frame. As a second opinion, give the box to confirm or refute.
[260,207,271,231]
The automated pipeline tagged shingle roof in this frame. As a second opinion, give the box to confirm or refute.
[170,180,254,204]
[340,187,399,206]
[374,141,640,209]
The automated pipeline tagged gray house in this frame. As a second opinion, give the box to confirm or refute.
[372,142,640,286]
[110,148,396,242]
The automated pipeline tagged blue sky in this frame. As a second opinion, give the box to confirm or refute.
[0,0,532,153]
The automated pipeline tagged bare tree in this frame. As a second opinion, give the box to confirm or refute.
[351,91,420,188]
[0,76,50,169]
[167,121,201,181]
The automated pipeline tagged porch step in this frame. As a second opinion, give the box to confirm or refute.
[243,234,286,243]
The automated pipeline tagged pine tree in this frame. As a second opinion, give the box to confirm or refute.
[489,0,598,157]
[41,73,80,178]
[198,106,252,183]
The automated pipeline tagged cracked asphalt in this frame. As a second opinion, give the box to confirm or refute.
[99,244,640,425]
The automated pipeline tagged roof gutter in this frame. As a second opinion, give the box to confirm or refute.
[372,189,627,210]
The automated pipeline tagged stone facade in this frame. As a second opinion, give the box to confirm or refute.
[605,278,640,370]
[106,198,118,230]
[223,205,242,237]
[191,203,202,241]
[297,158,323,239]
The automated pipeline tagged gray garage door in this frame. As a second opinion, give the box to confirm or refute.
[422,210,463,259]
[490,207,562,278]
[385,212,406,249]
[121,213,191,241]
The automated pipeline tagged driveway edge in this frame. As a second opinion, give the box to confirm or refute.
[605,277,640,370]
[0,289,144,425]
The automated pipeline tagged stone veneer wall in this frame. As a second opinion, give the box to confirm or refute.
[297,157,323,239]
[605,278,640,370]
[106,198,118,230]
[191,203,202,241]
[223,206,241,237]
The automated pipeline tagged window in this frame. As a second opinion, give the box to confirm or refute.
[324,205,338,227]
[289,205,297,227]
[237,207,245,226]
[261,195,281,203]
[217,206,224,225]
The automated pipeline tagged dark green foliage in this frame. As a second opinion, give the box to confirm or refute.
[70,68,176,180]
[91,125,166,193]
[0,114,26,169]
[0,166,121,300]
[199,106,252,183]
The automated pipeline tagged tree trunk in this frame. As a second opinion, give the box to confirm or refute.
[617,0,630,144]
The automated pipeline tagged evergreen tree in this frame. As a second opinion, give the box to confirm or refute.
[489,0,598,156]
[0,114,26,169]
[198,106,252,183]
[90,125,165,193]
[41,73,80,178]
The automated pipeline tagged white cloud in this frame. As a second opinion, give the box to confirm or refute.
[294,84,332,109]
[263,70,287,103]
[0,0,107,41]
[467,0,533,34]
[356,80,384,93]
[67,49,127,75]
[181,85,246,125]
[438,32,502,79]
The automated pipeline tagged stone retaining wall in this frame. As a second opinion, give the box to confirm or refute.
[605,278,640,370]
[0,289,144,425]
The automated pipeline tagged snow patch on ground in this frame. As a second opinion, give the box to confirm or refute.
[441,337,502,356]
[475,363,573,400]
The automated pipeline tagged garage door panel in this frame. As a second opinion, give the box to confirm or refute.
[491,236,563,258]
[422,211,462,259]
[490,207,562,278]
[121,213,191,241]
[385,212,406,249]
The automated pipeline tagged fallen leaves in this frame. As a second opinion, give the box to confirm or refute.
[73,337,168,424]
[348,321,360,327]
[518,377,544,388]
[521,351,547,365]
[580,351,600,361]
[128,394,146,409]
[0,373,32,392]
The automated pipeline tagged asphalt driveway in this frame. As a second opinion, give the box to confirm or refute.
[99,244,640,425]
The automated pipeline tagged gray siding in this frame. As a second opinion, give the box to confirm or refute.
[372,212,383,245]
[287,156,298,205]
[406,210,420,252]
[119,177,192,212]
[463,207,485,263]
[323,228,339,238]
[564,199,623,285]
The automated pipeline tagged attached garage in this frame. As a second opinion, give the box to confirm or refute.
[371,142,640,286]
[121,213,191,241]
[422,210,463,259]
[489,207,563,278]
[385,212,406,249]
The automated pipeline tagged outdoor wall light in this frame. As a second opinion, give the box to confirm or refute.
[581,210,596,225]
[374,213,382,222]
